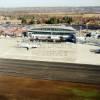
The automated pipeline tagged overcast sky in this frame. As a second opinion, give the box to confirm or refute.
[0,0,100,8]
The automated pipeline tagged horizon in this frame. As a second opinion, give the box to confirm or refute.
[0,0,100,8]
[0,6,100,9]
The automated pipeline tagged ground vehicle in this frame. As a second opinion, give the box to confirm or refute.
[90,49,100,54]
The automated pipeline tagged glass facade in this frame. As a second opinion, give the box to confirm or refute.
[28,27,76,41]
[32,32,51,35]
[32,28,73,32]
[28,27,76,43]
[29,31,74,36]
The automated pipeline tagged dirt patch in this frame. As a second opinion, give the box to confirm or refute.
[0,75,100,100]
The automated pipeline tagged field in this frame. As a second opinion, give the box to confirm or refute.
[0,76,99,100]
[28,13,100,17]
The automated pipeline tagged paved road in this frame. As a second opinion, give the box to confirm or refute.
[0,58,100,84]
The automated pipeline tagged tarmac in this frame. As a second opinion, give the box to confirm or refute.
[0,37,100,65]
[0,58,100,84]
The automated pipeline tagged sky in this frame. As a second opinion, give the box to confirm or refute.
[0,0,100,8]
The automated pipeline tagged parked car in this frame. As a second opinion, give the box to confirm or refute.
[90,49,100,54]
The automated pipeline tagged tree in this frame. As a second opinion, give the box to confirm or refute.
[29,17,35,25]
[0,30,3,36]
[21,17,27,24]
[46,17,59,24]
[63,16,73,24]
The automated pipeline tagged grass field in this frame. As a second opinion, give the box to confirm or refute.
[0,76,99,100]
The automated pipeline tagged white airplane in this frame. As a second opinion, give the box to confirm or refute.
[17,42,39,48]
[76,37,86,43]
[76,32,100,46]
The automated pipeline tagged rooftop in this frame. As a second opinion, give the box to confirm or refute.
[31,25,76,31]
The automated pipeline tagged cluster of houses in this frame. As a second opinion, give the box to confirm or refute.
[0,25,28,37]
[0,16,21,25]
[0,16,25,37]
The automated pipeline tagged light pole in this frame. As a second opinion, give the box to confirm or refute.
[86,24,88,32]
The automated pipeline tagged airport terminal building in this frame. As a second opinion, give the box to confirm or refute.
[26,25,76,42]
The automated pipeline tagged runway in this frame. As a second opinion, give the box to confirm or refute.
[0,58,100,84]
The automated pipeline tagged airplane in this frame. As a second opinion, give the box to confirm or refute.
[76,36,86,44]
[76,31,100,46]
[17,41,39,49]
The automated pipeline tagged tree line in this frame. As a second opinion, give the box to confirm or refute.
[17,15,100,26]
[18,16,73,25]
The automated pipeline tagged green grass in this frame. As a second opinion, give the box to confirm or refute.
[62,88,100,100]
[72,88,98,98]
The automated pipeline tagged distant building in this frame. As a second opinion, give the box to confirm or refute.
[0,16,21,25]
[27,25,76,43]
[0,19,21,25]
